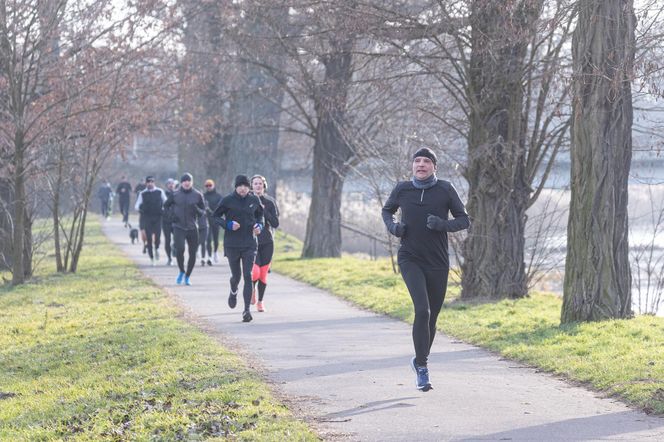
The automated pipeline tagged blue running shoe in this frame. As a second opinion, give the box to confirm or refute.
[410,357,432,391]
[185,276,192,286]
[176,272,185,285]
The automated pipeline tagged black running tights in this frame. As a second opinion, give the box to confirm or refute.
[399,260,448,367]
[173,227,198,276]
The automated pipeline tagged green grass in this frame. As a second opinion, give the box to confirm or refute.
[272,231,664,415]
[0,223,318,441]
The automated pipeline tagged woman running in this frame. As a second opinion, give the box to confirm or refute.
[250,175,280,312]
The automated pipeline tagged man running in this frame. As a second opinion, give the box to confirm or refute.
[203,179,223,265]
[213,174,264,323]
[382,147,470,392]
[97,181,113,219]
[162,178,176,266]
[250,175,279,313]
[164,173,205,285]
[135,176,167,266]
[116,176,132,227]
[134,180,148,253]
[198,196,210,267]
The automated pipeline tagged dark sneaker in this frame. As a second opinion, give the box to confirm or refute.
[200,259,205,267]
[242,310,253,322]
[410,357,432,391]
[228,291,237,309]
[142,244,147,254]
[207,259,213,266]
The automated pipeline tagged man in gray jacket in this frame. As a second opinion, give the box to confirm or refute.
[163,173,205,286]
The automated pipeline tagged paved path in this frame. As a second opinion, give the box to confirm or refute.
[103,218,664,441]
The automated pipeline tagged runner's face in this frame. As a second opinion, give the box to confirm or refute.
[251,178,264,195]
[412,157,436,180]
[146,180,155,190]
[236,184,250,197]
[181,180,192,190]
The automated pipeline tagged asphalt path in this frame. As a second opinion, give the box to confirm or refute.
[103,218,664,441]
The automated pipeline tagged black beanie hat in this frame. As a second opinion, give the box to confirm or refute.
[412,147,437,166]
[180,173,193,182]
[145,175,155,182]
[234,174,251,188]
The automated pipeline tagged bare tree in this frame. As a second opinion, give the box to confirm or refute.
[561,0,635,322]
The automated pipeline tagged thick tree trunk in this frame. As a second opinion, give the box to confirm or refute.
[561,0,634,323]
[219,6,287,192]
[461,0,543,299]
[302,43,354,258]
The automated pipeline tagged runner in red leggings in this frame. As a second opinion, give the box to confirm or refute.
[250,175,280,312]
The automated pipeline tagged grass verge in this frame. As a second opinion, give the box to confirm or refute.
[272,231,664,415]
[0,222,318,441]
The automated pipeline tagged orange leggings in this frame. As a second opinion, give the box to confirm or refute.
[252,263,270,284]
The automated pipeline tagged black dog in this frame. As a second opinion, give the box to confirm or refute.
[129,224,139,244]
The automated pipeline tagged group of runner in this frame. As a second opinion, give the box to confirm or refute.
[102,147,470,393]
[109,172,280,323]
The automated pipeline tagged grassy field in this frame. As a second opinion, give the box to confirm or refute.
[0,223,318,441]
[272,231,664,415]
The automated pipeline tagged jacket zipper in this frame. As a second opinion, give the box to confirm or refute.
[420,188,424,203]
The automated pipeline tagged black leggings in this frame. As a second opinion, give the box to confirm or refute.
[162,221,173,260]
[399,259,448,367]
[173,227,198,276]
[206,221,220,256]
[119,198,130,223]
[198,226,208,258]
[226,247,257,311]
[143,215,162,259]
[100,199,110,217]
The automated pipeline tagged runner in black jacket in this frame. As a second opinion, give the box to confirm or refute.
[213,174,264,323]
[250,175,279,312]
[163,173,206,285]
[116,176,132,226]
[135,176,166,265]
[382,147,470,392]
[203,179,223,264]
[162,178,176,266]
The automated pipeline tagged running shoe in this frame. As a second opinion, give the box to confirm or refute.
[155,249,160,260]
[167,258,172,266]
[251,288,257,305]
[151,258,156,267]
[185,276,192,286]
[142,244,147,254]
[213,252,219,263]
[176,272,185,285]
[242,310,253,322]
[200,259,205,267]
[228,291,237,309]
[410,357,432,391]
[256,301,265,312]
[207,259,212,266]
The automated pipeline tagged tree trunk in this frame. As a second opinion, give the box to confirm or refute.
[52,146,65,272]
[0,177,12,270]
[561,0,634,323]
[461,0,543,299]
[302,42,354,258]
[11,140,26,285]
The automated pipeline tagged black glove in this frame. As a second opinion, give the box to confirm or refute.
[426,214,447,231]
[389,222,406,238]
